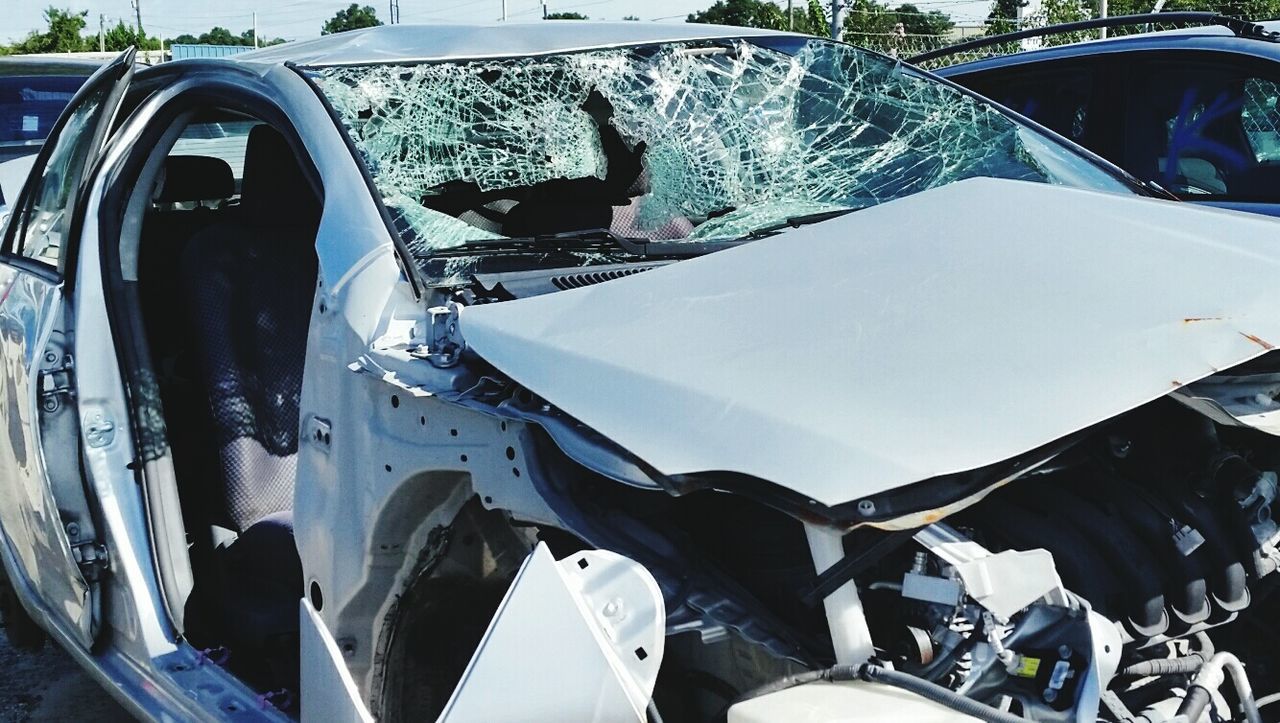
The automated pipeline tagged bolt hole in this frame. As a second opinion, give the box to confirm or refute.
[484,495,493,504]
[634,647,648,661]
[577,558,589,569]
[323,432,331,445]
[500,421,507,431]
[391,395,400,408]
[319,302,327,314]
[310,581,324,611]
[450,428,458,437]
[506,446,516,460]
[384,464,392,472]
[419,415,426,426]
[512,467,520,478]
[460,454,468,463]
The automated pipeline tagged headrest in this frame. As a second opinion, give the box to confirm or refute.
[155,155,235,203]
[239,125,322,223]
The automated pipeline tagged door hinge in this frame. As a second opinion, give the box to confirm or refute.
[71,541,109,581]
[38,352,75,414]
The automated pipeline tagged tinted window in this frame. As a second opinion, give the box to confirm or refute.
[12,81,111,266]
[1122,57,1280,201]
[955,62,1095,146]
[0,75,86,147]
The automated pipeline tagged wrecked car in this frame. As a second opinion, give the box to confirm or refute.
[4,20,1280,723]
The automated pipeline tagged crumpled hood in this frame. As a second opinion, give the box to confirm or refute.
[459,178,1280,508]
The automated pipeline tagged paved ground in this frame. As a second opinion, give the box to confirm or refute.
[0,634,132,722]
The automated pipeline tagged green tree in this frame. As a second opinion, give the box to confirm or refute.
[322,4,383,34]
[622,14,641,19]
[101,19,160,51]
[984,0,1026,35]
[10,7,88,54]
[892,3,953,34]
[545,11,589,18]
[687,0,788,29]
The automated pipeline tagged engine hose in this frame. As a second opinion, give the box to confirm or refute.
[1119,632,1215,677]
[856,664,1028,723]
[728,664,1028,722]
[1175,652,1263,723]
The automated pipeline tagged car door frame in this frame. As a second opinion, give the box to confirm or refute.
[0,48,136,651]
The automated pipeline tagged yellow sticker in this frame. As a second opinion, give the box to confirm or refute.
[1012,657,1041,678]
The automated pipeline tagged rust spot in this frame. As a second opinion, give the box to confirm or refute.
[1241,333,1276,350]
[1184,317,1224,323]
[921,511,943,524]
[1172,380,1181,388]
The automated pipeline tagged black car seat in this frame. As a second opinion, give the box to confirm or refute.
[179,125,320,697]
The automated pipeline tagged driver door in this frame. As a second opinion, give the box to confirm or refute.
[0,49,135,648]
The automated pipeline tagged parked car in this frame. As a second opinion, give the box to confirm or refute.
[922,13,1280,218]
[8,22,1280,723]
[0,57,98,219]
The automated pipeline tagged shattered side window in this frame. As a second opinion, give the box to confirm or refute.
[309,39,1130,269]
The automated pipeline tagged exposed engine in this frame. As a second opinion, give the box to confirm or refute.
[496,392,1280,722]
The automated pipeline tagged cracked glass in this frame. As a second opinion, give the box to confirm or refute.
[310,38,1132,274]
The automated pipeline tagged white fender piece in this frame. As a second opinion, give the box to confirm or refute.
[727,680,980,722]
[300,597,375,723]
[439,542,666,723]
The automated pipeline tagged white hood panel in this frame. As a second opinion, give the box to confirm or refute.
[460,178,1280,507]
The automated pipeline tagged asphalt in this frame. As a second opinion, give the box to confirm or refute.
[0,634,133,722]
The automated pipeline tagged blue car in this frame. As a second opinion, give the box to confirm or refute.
[924,13,1280,217]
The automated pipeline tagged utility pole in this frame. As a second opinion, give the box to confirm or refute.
[388,0,400,23]
[502,0,508,20]
[1098,0,1108,38]
[829,0,842,39]
[131,0,144,40]
[99,13,105,52]
[253,11,259,47]
[788,0,793,30]
[542,0,548,17]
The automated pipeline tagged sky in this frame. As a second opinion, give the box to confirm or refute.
[8,0,996,44]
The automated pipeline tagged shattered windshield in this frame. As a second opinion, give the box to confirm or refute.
[310,38,1132,276]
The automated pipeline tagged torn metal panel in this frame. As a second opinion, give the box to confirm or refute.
[459,178,1280,511]
[439,543,664,723]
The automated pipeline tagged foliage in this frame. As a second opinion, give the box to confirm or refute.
[622,14,641,19]
[167,26,284,47]
[9,7,89,54]
[687,0,833,35]
[545,11,589,18]
[101,20,161,51]
[322,4,383,35]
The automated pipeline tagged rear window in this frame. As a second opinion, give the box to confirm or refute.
[0,75,88,146]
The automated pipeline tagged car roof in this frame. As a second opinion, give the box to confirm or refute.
[230,22,803,67]
[0,56,101,76]
[935,18,1280,75]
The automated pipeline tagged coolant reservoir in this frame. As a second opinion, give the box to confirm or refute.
[727,681,980,722]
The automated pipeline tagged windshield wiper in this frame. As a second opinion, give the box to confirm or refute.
[419,228,739,259]
[743,207,862,239]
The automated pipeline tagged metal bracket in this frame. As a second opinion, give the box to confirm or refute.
[71,541,109,581]
[38,353,75,413]
[411,302,466,368]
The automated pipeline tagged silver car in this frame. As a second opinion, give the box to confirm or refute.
[5,22,1280,723]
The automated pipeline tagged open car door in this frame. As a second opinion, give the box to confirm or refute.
[0,48,135,649]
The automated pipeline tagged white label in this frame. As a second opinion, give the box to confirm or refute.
[21,116,37,133]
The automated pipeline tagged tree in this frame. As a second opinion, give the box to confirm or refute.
[984,0,1026,35]
[687,0,788,29]
[545,11,589,18]
[10,7,88,54]
[166,26,285,47]
[622,14,641,19]
[892,3,953,35]
[101,19,160,51]
[322,4,383,34]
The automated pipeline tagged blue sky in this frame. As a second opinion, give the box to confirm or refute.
[8,0,995,44]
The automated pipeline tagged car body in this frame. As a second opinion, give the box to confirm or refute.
[6,22,1280,723]
[929,14,1280,219]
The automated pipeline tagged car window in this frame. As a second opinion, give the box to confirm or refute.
[11,80,112,266]
[953,62,1095,147]
[1122,57,1280,201]
[0,75,88,164]
[1242,77,1280,162]
[169,118,261,188]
